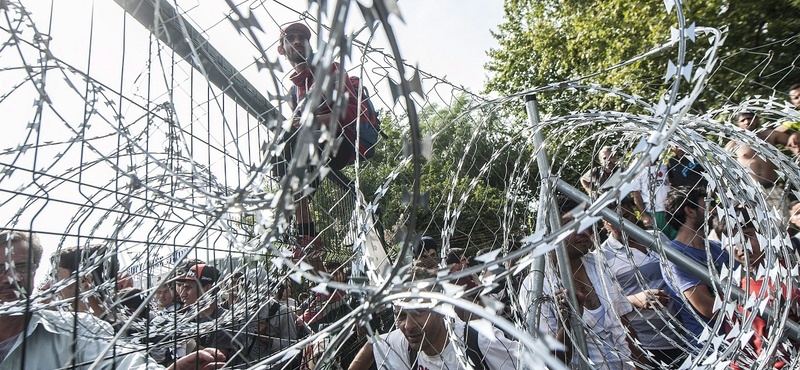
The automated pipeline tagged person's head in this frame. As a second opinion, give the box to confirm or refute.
[665,186,707,231]
[557,196,593,258]
[177,258,205,276]
[155,283,176,309]
[175,264,220,306]
[277,22,312,65]
[789,201,800,230]
[602,196,640,240]
[394,267,447,355]
[323,261,347,283]
[735,110,760,131]
[0,231,42,303]
[279,281,292,300]
[671,145,686,158]
[117,287,149,321]
[413,236,438,259]
[789,83,800,107]
[54,244,117,303]
[599,146,618,170]
[298,292,309,302]
[446,248,467,272]
[718,208,763,268]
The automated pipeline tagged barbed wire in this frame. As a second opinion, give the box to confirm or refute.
[0,0,799,370]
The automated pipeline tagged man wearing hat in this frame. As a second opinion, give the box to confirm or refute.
[175,264,235,359]
[276,22,373,268]
[413,236,438,260]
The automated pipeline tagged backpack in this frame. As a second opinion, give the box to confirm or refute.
[407,324,490,370]
[289,76,383,165]
[347,76,382,164]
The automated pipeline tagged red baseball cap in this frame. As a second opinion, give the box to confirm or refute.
[281,22,311,40]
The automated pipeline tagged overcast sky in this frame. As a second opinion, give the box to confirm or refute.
[391,0,505,92]
[3,0,507,283]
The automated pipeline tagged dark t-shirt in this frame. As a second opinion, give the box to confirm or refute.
[668,156,706,188]
[581,166,612,192]
[195,307,234,352]
[662,240,738,346]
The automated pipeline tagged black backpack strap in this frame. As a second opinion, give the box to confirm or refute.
[464,324,490,370]
[408,345,419,370]
[290,85,298,108]
[269,301,281,317]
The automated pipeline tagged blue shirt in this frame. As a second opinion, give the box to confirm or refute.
[662,239,738,346]
[599,235,682,350]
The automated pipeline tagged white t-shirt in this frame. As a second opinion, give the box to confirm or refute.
[632,164,669,213]
[520,253,634,370]
[597,236,682,350]
[372,319,519,370]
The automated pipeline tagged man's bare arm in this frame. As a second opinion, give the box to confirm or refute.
[349,342,375,370]
[621,315,650,370]
[683,283,717,319]
[632,191,652,228]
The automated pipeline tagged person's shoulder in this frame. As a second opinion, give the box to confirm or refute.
[668,156,680,165]
[378,328,407,349]
[782,120,800,131]
[706,239,726,255]
[600,237,624,254]
[668,239,687,250]
[36,310,114,339]
[582,250,598,265]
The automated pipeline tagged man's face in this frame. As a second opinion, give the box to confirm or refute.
[155,285,173,308]
[176,280,201,306]
[737,114,759,131]
[0,242,36,303]
[281,31,310,64]
[396,307,446,353]
[449,256,467,272]
[790,204,800,229]
[687,197,707,230]
[562,215,593,258]
[55,267,77,300]
[256,318,271,342]
[790,88,800,107]
[730,227,763,267]
[603,204,640,240]
[603,154,618,171]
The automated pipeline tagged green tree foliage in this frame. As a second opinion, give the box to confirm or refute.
[485,0,800,114]
[351,96,535,254]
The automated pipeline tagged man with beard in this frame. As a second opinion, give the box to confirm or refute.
[580,146,618,196]
[348,267,520,370]
[523,197,646,370]
[276,22,375,270]
[661,186,738,347]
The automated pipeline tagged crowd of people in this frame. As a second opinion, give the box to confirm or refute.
[2,19,800,370]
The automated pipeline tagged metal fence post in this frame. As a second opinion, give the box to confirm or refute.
[525,94,590,370]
